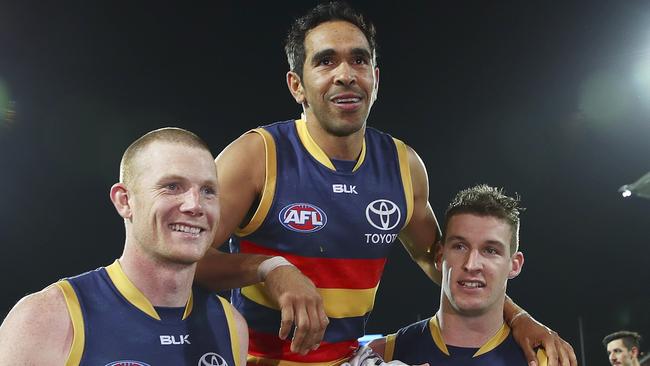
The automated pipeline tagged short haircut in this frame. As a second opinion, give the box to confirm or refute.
[603,330,642,352]
[285,1,377,79]
[119,127,211,186]
[442,184,524,254]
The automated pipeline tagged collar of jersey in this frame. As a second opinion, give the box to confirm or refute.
[294,118,366,172]
[106,260,193,321]
[429,314,510,357]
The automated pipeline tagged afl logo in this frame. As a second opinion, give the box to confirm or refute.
[198,352,228,366]
[366,199,401,231]
[279,203,327,233]
[105,362,151,366]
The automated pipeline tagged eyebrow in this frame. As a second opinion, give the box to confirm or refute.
[445,235,506,249]
[311,47,372,64]
[157,174,217,187]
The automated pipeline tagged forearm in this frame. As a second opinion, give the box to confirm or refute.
[195,248,272,290]
[503,295,526,325]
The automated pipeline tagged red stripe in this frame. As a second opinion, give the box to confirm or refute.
[248,329,357,362]
[241,240,386,289]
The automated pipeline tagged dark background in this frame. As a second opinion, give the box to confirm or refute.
[1,1,648,365]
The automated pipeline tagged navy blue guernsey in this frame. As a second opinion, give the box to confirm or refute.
[56,260,240,366]
[230,119,414,365]
[384,316,547,366]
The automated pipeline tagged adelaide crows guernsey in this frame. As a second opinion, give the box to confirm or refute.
[384,315,547,366]
[56,260,241,366]
[230,119,413,366]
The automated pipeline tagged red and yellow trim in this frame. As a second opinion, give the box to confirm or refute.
[248,329,356,363]
[56,281,84,366]
[237,128,278,237]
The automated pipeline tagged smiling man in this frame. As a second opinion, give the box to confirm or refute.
[370,185,547,365]
[0,128,247,365]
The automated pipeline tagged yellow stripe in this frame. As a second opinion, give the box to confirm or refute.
[236,128,277,236]
[473,323,510,357]
[247,355,348,366]
[105,260,193,320]
[429,315,450,356]
[219,296,241,366]
[241,283,377,318]
[393,138,413,229]
[384,334,397,361]
[295,119,367,172]
[56,281,84,366]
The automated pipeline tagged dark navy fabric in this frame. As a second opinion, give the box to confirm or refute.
[392,318,528,365]
[67,267,237,366]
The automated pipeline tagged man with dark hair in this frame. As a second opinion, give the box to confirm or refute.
[603,331,642,366]
[0,128,248,365]
[368,185,547,365]
[195,3,575,366]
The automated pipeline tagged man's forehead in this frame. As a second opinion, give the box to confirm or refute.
[608,339,627,350]
[305,20,370,54]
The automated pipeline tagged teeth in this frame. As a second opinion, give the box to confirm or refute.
[334,97,360,103]
[169,224,201,235]
[460,281,484,288]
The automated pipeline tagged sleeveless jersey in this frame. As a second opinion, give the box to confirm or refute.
[384,315,547,366]
[231,119,413,366]
[56,260,241,366]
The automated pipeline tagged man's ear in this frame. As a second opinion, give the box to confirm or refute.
[434,242,443,271]
[287,71,305,104]
[371,66,380,103]
[508,251,525,279]
[110,183,132,219]
[631,346,639,358]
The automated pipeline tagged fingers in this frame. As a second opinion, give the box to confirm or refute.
[556,337,577,366]
[542,333,559,366]
[520,337,539,366]
[279,304,295,340]
[290,297,329,355]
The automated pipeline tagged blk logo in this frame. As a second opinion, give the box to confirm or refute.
[365,199,401,231]
[160,334,190,345]
[198,353,228,366]
[332,184,358,194]
[279,203,327,233]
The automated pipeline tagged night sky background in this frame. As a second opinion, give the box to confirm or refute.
[1,1,649,365]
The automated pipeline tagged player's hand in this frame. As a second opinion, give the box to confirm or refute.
[510,313,577,366]
[264,265,329,355]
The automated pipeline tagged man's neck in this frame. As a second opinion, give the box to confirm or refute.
[119,243,195,308]
[303,115,365,161]
[436,297,506,348]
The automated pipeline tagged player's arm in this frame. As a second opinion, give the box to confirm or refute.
[505,297,576,366]
[0,285,73,365]
[195,131,328,355]
[397,146,441,285]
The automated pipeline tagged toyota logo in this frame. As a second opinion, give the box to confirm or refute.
[365,199,401,231]
[198,353,228,366]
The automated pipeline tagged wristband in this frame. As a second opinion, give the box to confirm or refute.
[257,256,294,281]
[508,310,529,327]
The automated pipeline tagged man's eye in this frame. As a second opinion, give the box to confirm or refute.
[166,183,178,191]
[318,58,333,66]
[354,57,368,64]
[202,187,216,195]
[485,247,498,255]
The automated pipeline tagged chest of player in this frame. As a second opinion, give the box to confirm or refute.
[70,276,236,366]
[249,141,407,259]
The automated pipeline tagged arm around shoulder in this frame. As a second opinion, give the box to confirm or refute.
[0,284,73,365]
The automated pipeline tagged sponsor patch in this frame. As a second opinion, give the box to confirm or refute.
[279,203,327,233]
